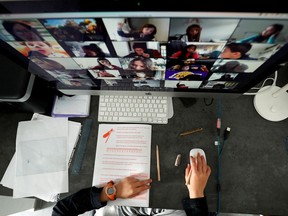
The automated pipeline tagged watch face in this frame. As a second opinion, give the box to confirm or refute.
[107,187,115,195]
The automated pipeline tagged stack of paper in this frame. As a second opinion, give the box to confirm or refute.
[0,114,82,202]
[92,124,152,208]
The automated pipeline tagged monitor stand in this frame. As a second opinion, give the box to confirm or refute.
[253,84,288,121]
[167,97,174,119]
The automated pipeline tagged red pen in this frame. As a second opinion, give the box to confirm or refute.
[103,128,113,143]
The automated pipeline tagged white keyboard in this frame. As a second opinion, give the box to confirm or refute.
[98,95,170,124]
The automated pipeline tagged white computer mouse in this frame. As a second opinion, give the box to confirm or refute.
[189,148,206,164]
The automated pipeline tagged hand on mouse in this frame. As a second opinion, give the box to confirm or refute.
[185,153,211,198]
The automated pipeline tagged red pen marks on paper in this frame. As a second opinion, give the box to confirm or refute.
[103,128,113,143]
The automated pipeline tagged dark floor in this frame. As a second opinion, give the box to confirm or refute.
[1,66,288,215]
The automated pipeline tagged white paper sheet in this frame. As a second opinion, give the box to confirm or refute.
[0,195,35,216]
[92,124,152,207]
[31,113,82,166]
[13,118,69,199]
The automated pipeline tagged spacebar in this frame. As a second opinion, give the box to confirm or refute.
[118,117,142,122]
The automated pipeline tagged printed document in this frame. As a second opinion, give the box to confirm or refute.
[92,124,152,207]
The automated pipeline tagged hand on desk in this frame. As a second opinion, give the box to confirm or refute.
[99,176,152,202]
[115,176,152,199]
[185,153,211,198]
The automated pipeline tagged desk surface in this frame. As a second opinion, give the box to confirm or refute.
[72,95,288,215]
[1,95,288,215]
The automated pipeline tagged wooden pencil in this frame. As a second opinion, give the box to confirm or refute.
[179,127,203,136]
[156,145,161,181]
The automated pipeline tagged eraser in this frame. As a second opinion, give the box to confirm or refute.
[174,154,181,166]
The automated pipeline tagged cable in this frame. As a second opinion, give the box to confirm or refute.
[243,70,278,96]
[223,127,231,141]
[215,101,232,215]
[216,97,222,215]
[217,118,221,137]
[204,97,214,106]
[220,127,231,155]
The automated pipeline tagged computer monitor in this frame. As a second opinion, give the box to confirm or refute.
[0,10,288,100]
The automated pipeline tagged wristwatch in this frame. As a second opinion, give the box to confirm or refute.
[105,180,117,201]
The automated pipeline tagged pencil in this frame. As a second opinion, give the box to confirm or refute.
[179,127,203,136]
[156,145,161,181]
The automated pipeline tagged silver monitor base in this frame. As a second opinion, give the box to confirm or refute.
[167,97,174,119]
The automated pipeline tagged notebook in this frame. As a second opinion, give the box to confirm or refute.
[52,95,91,118]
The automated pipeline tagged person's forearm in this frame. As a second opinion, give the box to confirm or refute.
[182,197,209,216]
[171,51,181,58]
[117,30,133,38]
[52,187,107,216]
[267,35,276,44]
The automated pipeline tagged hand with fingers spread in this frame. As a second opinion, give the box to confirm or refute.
[99,176,152,202]
[185,153,211,198]
[115,176,152,199]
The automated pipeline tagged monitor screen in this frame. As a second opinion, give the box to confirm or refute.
[1,11,288,98]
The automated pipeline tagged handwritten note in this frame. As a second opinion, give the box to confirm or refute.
[92,124,152,207]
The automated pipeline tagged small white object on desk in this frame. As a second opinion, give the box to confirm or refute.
[189,148,206,164]
[52,95,91,117]
[174,154,181,166]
